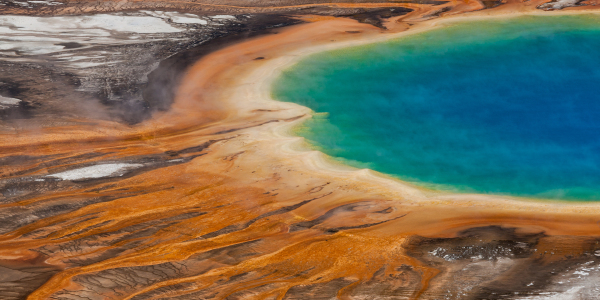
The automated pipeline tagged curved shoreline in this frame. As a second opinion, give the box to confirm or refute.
[270,12,600,203]
[187,9,600,212]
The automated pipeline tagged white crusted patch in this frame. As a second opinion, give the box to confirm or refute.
[520,260,600,299]
[3,0,63,7]
[142,11,208,25]
[0,14,186,56]
[0,95,22,109]
[26,0,63,5]
[538,0,581,10]
[521,286,584,299]
[0,14,183,35]
[0,12,237,60]
[212,15,236,19]
[47,163,144,180]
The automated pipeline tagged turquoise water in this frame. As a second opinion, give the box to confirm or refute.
[272,15,600,201]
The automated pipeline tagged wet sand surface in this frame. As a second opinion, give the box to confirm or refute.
[2,1,600,299]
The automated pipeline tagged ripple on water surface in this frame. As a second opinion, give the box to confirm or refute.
[273,15,600,201]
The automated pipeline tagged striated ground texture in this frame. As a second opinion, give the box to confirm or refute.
[2,0,600,299]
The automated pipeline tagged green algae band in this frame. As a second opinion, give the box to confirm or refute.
[273,15,600,201]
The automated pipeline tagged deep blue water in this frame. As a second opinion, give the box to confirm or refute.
[272,15,600,200]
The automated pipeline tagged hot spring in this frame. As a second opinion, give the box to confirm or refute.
[273,15,600,201]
